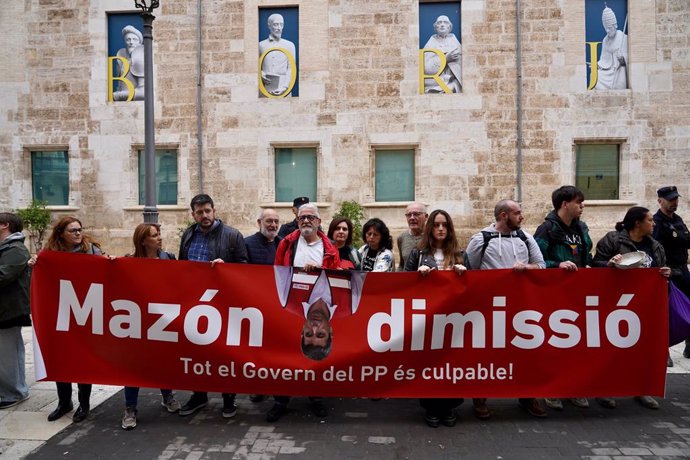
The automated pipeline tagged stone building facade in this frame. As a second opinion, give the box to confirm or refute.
[1,0,688,257]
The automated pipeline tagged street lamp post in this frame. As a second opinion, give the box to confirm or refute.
[135,0,160,224]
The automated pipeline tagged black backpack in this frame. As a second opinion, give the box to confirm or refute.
[464,230,529,269]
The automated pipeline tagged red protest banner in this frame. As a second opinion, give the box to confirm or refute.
[31,250,668,398]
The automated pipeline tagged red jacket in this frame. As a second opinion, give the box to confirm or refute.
[274,230,341,269]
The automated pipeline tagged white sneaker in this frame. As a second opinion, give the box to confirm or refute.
[161,394,181,413]
[636,395,659,410]
[121,406,137,430]
[569,397,589,408]
[544,398,563,410]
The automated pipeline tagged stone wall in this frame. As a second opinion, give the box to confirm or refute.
[1,0,688,258]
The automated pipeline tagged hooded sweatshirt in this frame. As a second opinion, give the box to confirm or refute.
[465,224,545,270]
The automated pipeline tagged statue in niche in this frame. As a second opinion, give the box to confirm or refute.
[258,14,296,97]
[594,6,628,90]
[422,15,462,93]
[113,25,145,101]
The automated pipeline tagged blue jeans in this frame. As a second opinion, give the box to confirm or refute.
[124,387,172,408]
[0,327,29,403]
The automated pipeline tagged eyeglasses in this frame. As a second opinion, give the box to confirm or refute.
[298,215,318,222]
[65,228,83,234]
[405,212,424,218]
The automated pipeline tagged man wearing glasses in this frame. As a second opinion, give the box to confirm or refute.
[269,203,340,422]
[397,202,428,270]
[274,203,340,270]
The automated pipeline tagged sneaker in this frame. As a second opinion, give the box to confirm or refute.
[266,403,287,422]
[636,395,659,410]
[472,398,490,419]
[0,394,30,410]
[310,400,328,418]
[222,395,237,419]
[684,343,690,359]
[424,411,440,428]
[441,411,457,427]
[179,393,208,416]
[161,394,181,413]
[595,397,617,409]
[249,394,266,403]
[121,406,137,430]
[569,397,589,408]
[667,354,674,367]
[518,398,547,418]
[544,398,563,410]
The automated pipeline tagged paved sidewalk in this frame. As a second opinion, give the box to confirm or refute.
[0,328,120,459]
[2,328,690,459]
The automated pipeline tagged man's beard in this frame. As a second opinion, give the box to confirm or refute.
[261,228,277,240]
[300,226,315,237]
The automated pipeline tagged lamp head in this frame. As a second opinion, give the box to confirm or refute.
[134,0,159,13]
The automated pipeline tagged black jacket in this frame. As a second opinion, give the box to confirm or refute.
[244,231,281,265]
[593,229,666,268]
[179,220,248,263]
[0,233,31,328]
[653,210,689,269]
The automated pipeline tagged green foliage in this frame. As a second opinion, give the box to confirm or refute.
[178,218,195,238]
[333,200,366,244]
[15,200,51,252]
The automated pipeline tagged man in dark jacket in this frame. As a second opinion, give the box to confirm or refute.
[178,194,248,418]
[245,208,281,265]
[533,186,595,411]
[244,208,281,403]
[534,185,593,271]
[653,186,690,358]
[0,213,31,409]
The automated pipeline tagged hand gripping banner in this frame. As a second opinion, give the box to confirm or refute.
[31,251,668,398]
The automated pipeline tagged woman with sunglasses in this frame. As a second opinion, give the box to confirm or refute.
[31,217,103,423]
[404,209,467,427]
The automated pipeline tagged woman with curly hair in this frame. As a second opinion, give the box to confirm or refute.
[358,218,394,272]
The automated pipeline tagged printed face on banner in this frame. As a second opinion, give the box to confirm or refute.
[258,7,299,98]
[419,2,462,94]
[273,267,366,361]
[585,0,629,91]
[107,13,145,102]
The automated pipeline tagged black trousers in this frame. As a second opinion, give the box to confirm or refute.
[56,381,92,408]
[419,398,463,416]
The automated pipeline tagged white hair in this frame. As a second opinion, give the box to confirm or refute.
[298,203,319,218]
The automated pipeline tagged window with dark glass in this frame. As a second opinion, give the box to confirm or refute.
[31,151,69,205]
[275,147,317,202]
[576,144,620,200]
[138,149,178,205]
[375,149,415,202]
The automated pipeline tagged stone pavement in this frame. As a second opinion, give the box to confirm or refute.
[2,329,690,460]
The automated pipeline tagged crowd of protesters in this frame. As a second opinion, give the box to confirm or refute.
[1,184,688,430]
